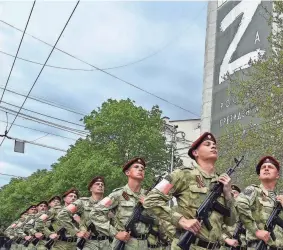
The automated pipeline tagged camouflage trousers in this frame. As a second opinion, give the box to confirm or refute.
[52,240,76,250]
[82,239,110,250]
[112,238,148,250]
[36,240,48,250]
[171,238,220,250]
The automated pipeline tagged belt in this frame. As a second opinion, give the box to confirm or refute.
[224,243,247,250]
[59,237,77,243]
[247,240,260,247]
[193,238,220,249]
[132,234,148,240]
[89,235,110,241]
[148,244,160,248]
[269,247,283,250]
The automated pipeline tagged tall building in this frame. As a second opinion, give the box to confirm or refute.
[201,0,272,136]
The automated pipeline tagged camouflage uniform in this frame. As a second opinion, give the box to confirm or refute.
[57,196,111,250]
[23,214,38,250]
[236,184,283,249]
[220,196,247,250]
[90,184,153,250]
[143,163,237,250]
[4,220,20,250]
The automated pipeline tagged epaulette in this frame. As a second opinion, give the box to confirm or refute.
[179,164,194,170]
[79,197,89,201]
[112,187,123,192]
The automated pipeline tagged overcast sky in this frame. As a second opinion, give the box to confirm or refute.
[0,1,207,187]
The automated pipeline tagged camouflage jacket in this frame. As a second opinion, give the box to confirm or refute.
[35,205,63,237]
[90,184,152,237]
[4,220,19,238]
[56,196,100,236]
[143,163,237,242]
[236,183,283,246]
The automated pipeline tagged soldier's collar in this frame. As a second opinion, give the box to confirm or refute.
[259,183,273,196]
[195,164,217,179]
[124,184,143,197]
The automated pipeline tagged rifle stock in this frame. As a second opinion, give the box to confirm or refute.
[177,156,244,250]
[113,176,162,250]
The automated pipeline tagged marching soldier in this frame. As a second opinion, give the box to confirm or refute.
[90,157,155,250]
[57,176,111,250]
[24,201,49,250]
[236,156,283,249]
[34,195,62,249]
[52,188,79,250]
[221,185,246,250]
[143,132,237,250]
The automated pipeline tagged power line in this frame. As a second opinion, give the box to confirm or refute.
[0,4,206,72]
[0,119,77,141]
[0,85,87,116]
[0,1,36,103]
[0,173,26,178]
[1,100,84,127]
[0,107,88,137]
[0,20,200,117]
[0,1,80,147]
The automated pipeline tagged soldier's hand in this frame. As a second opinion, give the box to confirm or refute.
[76,231,89,239]
[178,217,201,234]
[73,214,81,223]
[24,236,32,241]
[49,233,59,240]
[276,195,283,206]
[35,232,43,239]
[139,196,145,204]
[225,238,239,247]
[218,174,232,200]
[115,231,131,242]
[255,230,270,243]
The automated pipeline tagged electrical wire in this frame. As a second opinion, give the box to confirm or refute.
[0,1,80,147]
[1,100,84,127]
[0,107,88,137]
[0,85,87,116]
[0,119,77,141]
[0,1,36,103]
[0,3,206,71]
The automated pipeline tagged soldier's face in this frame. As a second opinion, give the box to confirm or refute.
[49,199,61,207]
[259,163,279,181]
[28,208,37,214]
[126,163,145,181]
[37,203,48,212]
[64,193,77,205]
[231,190,240,198]
[194,140,218,161]
[90,181,105,194]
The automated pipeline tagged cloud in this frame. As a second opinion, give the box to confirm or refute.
[0,1,207,187]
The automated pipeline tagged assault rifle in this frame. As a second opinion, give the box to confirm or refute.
[177,156,244,250]
[229,221,246,250]
[255,201,283,250]
[77,223,98,250]
[113,176,162,250]
[44,228,66,250]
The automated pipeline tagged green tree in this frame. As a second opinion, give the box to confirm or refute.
[217,1,283,189]
[0,99,170,226]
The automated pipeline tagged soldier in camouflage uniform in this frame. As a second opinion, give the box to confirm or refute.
[34,195,62,249]
[236,156,283,249]
[23,201,49,250]
[220,185,246,250]
[17,205,38,250]
[90,157,155,250]
[50,188,79,250]
[57,176,111,250]
[4,211,27,250]
[143,132,237,250]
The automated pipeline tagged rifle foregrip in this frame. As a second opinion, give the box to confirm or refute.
[77,238,86,250]
[113,240,126,250]
[177,231,195,250]
[255,240,267,250]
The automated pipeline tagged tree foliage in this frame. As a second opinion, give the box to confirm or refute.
[0,99,170,227]
[217,1,283,190]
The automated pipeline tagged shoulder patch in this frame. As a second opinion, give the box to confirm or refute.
[243,186,255,197]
